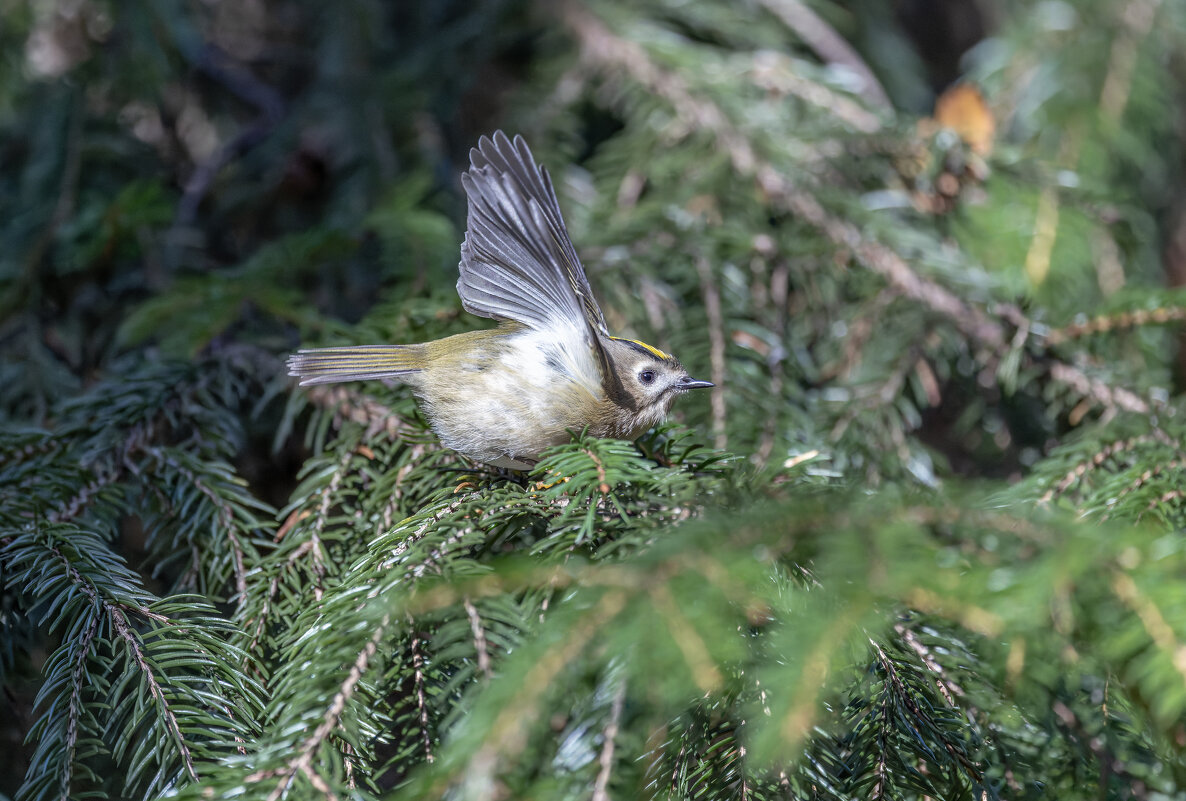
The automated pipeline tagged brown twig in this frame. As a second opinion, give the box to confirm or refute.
[47,467,119,525]
[1048,362,1149,416]
[580,447,611,495]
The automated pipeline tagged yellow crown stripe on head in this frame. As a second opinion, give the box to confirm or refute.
[609,336,671,360]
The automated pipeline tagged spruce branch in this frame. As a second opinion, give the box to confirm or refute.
[1025,0,1160,287]
[650,582,723,693]
[5,523,261,801]
[24,533,200,783]
[304,384,419,441]
[1100,460,1186,522]
[754,0,892,111]
[564,3,1003,341]
[106,596,199,783]
[440,590,628,794]
[1047,361,1150,417]
[45,467,119,525]
[410,626,436,765]
[749,50,882,133]
[307,448,354,601]
[1036,432,1181,506]
[11,3,1186,798]
[1098,0,1163,126]
[696,256,729,450]
[143,444,248,602]
[592,679,627,801]
[893,623,963,706]
[871,639,981,782]
[562,2,1159,427]
[1141,489,1186,522]
[261,613,392,801]
[1047,305,1186,345]
[59,614,100,801]
[463,597,493,680]
[1110,572,1186,688]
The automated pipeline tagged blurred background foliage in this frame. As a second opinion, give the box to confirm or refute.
[5,0,1186,799]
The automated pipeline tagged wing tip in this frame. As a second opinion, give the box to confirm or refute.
[470,129,540,177]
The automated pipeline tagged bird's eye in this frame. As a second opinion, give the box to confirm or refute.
[639,370,656,385]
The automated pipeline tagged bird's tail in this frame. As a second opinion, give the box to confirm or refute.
[287,345,426,386]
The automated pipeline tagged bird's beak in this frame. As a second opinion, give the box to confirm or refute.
[678,376,714,391]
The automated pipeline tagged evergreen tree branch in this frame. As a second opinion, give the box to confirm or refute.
[39,535,198,781]
[592,679,626,801]
[696,256,728,449]
[1047,305,1186,344]
[1048,361,1150,416]
[143,445,248,601]
[463,597,493,680]
[750,50,883,133]
[754,0,892,110]
[261,613,392,801]
[562,2,1158,426]
[58,614,100,801]
[1099,0,1162,123]
[107,599,199,783]
[307,448,355,601]
[304,385,419,440]
[410,625,436,765]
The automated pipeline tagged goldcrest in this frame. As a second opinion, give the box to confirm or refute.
[288,132,712,469]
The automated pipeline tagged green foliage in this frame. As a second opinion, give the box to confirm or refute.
[6,0,1186,800]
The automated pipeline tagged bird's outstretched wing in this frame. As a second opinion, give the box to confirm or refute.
[458,131,610,341]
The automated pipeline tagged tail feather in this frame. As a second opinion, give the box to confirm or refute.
[287,345,425,386]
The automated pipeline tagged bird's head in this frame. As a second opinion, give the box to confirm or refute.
[603,336,713,429]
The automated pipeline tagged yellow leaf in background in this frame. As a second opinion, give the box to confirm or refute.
[932,84,995,155]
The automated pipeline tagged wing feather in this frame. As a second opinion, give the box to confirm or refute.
[458,131,609,337]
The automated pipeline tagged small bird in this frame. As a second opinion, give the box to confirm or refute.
[288,132,712,470]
